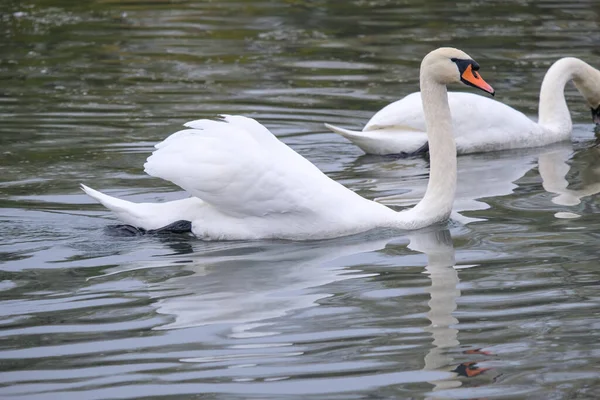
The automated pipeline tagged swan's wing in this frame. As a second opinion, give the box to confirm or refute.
[364,92,427,132]
[364,92,537,139]
[447,92,538,137]
[144,115,346,217]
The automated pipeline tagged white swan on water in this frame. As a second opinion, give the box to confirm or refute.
[81,47,494,241]
[325,57,600,155]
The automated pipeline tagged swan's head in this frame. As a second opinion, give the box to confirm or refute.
[541,57,600,126]
[559,57,600,125]
[577,81,600,125]
[591,105,600,126]
[574,70,600,125]
[421,47,495,96]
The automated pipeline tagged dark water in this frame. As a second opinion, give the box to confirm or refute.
[2,0,600,398]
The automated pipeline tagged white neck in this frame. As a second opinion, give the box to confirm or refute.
[394,69,457,229]
[538,57,599,133]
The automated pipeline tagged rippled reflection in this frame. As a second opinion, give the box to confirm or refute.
[540,146,600,212]
[407,230,494,398]
[2,0,600,399]
[375,132,600,223]
[148,238,387,332]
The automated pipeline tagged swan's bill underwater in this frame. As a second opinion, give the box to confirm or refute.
[591,105,600,125]
[82,47,495,241]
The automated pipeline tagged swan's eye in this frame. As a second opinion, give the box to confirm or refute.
[469,62,481,78]
[452,58,482,79]
[451,58,472,75]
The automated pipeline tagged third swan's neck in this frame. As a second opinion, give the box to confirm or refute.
[537,57,591,132]
[399,70,457,228]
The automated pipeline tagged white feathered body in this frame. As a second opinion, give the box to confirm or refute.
[326,92,561,155]
[328,57,600,155]
[83,116,399,240]
[82,47,494,240]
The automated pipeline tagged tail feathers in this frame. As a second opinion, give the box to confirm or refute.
[81,184,147,228]
[81,184,132,210]
[324,122,379,153]
[324,123,427,155]
[324,123,363,139]
[81,184,204,231]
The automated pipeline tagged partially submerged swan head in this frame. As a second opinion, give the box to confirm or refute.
[540,57,600,127]
[571,62,600,125]
[421,47,495,96]
[590,105,600,125]
[579,82,600,125]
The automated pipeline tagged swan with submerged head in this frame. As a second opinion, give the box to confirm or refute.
[81,47,494,241]
[325,57,600,155]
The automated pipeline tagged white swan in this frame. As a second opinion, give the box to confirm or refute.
[81,47,494,241]
[325,57,600,155]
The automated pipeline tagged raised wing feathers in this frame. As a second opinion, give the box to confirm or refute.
[144,116,337,217]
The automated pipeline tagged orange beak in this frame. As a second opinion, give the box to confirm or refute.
[464,348,493,356]
[453,361,491,378]
[461,64,495,96]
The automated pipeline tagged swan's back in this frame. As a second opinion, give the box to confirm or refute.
[364,92,428,132]
[143,115,369,219]
[364,92,538,138]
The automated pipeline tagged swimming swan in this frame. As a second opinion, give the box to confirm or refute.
[325,57,600,155]
[81,47,494,241]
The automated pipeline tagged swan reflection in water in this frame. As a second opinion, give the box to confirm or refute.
[539,146,600,213]
[148,236,387,333]
[366,133,600,222]
[99,228,492,394]
[409,229,492,398]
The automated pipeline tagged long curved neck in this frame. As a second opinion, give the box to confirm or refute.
[537,57,594,132]
[397,72,457,228]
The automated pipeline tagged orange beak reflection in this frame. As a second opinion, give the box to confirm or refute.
[462,64,495,96]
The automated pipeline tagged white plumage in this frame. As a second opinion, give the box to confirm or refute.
[83,115,390,240]
[326,57,600,155]
[82,48,494,241]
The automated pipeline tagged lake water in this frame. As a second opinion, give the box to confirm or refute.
[2,0,600,399]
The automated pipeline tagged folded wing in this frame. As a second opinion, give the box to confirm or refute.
[144,115,344,218]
